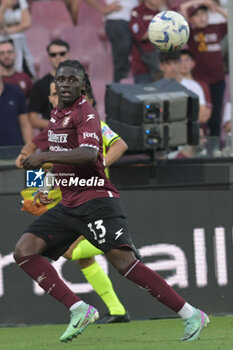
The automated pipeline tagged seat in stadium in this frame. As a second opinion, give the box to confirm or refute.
[77,0,104,27]
[25,26,50,71]
[60,25,103,63]
[89,51,113,83]
[31,1,73,38]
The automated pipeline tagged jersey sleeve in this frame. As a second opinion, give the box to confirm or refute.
[32,127,49,151]
[101,121,120,148]
[75,104,102,151]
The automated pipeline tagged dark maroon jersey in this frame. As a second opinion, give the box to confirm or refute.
[3,71,33,98]
[130,3,159,76]
[188,23,227,85]
[46,95,119,207]
[32,127,49,151]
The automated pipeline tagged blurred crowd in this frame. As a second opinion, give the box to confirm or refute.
[0,0,231,159]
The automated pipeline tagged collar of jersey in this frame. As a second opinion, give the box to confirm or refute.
[53,95,86,117]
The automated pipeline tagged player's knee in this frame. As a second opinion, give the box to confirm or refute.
[77,257,95,269]
[106,248,136,274]
[13,243,26,261]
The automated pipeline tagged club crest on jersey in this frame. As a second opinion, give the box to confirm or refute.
[62,116,71,127]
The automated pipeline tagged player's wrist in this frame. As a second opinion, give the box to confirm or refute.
[20,152,28,157]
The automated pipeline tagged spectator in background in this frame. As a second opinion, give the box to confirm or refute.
[0,0,35,77]
[0,38,32,99]
[0,60,31,146]
[180,0,228,137]
[104,0,138,82]
[179,49,212,126]
[62,0,121,26]
[159,51,210,159]
[29,39,70,131]
[221,102,231,140]
[159,51,211,126]
[130,0,168,84]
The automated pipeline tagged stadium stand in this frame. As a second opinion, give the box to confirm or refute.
[30,1,73,38]
[25,27,51,77]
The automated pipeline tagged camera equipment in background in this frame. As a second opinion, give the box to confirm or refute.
[105,79,199,155]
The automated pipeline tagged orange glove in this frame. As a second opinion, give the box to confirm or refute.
[21,199,48,216]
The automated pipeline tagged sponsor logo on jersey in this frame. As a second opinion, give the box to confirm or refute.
[114,228,123,240]
[62,116,71,127]
[79,98,86,105]
[86,114,95,122]
[48,130,68,143]
[103,128,116,140]
[83,131,99,141]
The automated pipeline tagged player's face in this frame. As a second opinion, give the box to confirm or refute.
[48,82,58,108]
[48,44,69,69]
[55,66,85,108]
[0,42,15,69]
[190,9,208,28]
[160,60,181,80]
[180,54,195,75]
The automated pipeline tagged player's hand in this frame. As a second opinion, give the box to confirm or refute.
[15,153,27,168]
[101,1,121,14]
[21,153,46,170]
[33,191,54,205]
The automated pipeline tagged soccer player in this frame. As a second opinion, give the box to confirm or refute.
[16,78,130,323]
[14,60,209,342]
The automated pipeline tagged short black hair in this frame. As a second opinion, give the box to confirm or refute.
[56,59,85,80]
[0,38,14,48]
[159,51,181,63]
[47,39,70,53]
[180,49,194,60]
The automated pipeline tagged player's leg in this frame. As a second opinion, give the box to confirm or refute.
[13,205,99,342]
[64,237,129,322]
[80,197,209,342]
[77,255,129,323]
[106,248,209,342]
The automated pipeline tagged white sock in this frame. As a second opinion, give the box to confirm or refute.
[69,301,83,311]
[177,303,194,319]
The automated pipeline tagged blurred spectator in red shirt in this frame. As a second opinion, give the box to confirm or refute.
[130,0,169,84]
[180,0,227,137]
[0,38,32,99]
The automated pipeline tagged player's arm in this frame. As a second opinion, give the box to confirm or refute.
[105,138,128,166]
[15,140,37,168]
[84,0,121,14]
[18,113,32,144]
[16,127,49,168]
[29,112,49,129]
[21,147,98,170]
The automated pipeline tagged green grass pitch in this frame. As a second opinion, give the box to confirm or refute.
[0,316,233,350]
